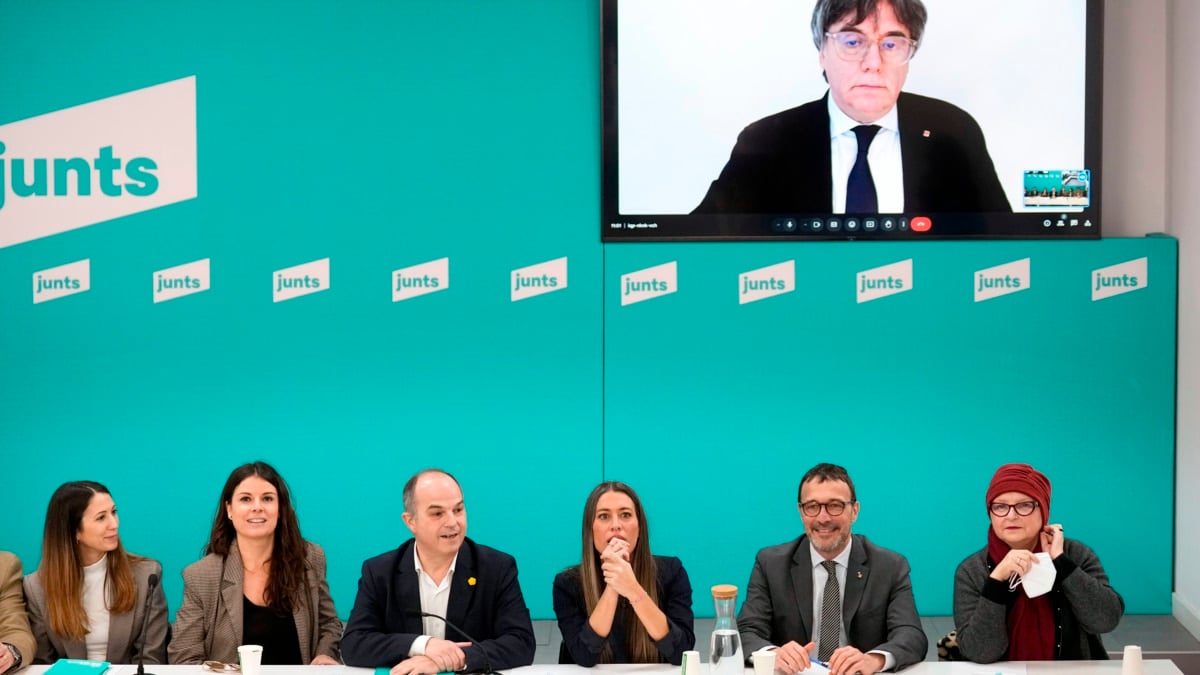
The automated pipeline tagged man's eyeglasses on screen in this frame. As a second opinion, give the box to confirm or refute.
[825,31,918,65]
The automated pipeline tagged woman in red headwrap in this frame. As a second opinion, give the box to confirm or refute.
[951,464,1123,663]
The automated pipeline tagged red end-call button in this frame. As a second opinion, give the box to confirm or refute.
[910,216,932,232]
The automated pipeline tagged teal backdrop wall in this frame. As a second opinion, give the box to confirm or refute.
[0,0,1176,624]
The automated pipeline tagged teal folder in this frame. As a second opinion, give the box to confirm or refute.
[46,660,110,675]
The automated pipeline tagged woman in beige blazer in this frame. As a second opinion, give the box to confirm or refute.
[23,481,169,664]
[168,462,341,665]
[1,551,37,673]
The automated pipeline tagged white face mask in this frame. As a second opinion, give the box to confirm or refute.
[1013,552,1056,598]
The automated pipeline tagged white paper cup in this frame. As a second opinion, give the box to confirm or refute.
[682,649,702,675]
[238,644,263,675]
[753,650,777,675]
[1122,645,1143,675]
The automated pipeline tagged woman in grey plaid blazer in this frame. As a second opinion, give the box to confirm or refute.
[168,462,341,665]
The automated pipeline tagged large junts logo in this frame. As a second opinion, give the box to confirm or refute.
[0,76,197,249]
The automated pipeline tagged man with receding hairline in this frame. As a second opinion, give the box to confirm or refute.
[737,463,926,675]
[342,469,535,675]
[695,0,1008,217]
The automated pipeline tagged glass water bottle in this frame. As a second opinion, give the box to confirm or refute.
[709,584,744,675]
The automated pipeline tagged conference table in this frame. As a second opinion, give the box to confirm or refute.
[25,662,1184,675]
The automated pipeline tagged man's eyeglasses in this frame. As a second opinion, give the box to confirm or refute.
[825,31,918,65]
[988,501,1039,517]
[202,662,241,673]
[800,500,853,517]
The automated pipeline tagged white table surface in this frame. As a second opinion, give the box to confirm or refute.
[24,661,1184,675]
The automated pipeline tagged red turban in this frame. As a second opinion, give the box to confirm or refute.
[986,463,1051,525]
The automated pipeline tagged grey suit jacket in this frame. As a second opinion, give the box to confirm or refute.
[22,557,168,664]
[168,541,341,665]
[737,534,927,670]
[0,552,36,671]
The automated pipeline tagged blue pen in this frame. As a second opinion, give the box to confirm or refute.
[810,657,830,669]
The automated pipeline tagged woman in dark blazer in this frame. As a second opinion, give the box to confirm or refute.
[23,481,168,664]
[552,481,694,666]
[169,462,341,665]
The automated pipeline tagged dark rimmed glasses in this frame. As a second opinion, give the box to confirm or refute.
[989,501,1038,517]
[800,500,853,517]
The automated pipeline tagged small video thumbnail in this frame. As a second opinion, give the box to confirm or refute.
[1023,169,1090,208]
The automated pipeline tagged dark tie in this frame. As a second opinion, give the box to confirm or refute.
[845,124,881,213]
[818,560,841,661]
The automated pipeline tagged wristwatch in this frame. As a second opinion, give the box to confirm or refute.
[1,643,22,674]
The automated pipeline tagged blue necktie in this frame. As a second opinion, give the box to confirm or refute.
[845,124,880,214]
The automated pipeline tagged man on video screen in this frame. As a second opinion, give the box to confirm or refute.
[694,0,1010,215]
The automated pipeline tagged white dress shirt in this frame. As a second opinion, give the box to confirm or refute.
[407,546,459,657]
[828,95,904,214]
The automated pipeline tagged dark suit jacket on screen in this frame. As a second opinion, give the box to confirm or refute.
[23,557,168,664]
[737,534,927,671]
[694,92,1010,214]
[167,540,342,665]
[340,537,535,672]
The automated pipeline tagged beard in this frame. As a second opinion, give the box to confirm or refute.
[808,526,850,555]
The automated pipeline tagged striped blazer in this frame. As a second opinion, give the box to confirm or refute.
[168,541,341,664]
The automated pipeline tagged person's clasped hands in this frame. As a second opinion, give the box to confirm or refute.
[600,536,643,600]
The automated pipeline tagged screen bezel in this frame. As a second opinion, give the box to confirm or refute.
[600,0,1105,242]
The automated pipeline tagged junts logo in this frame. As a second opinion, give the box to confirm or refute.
[0,76,197,249]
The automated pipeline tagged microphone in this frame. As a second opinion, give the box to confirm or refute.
[135,573,159,675]
[404,609,498,675]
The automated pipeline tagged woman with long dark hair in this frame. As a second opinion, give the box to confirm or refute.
[23,481,168,663]
[169,462,341,665]
[552,481,694,666]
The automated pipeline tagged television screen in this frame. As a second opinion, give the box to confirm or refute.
[601,0,1104,241]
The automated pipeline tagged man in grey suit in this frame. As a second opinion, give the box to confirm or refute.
[738,463,926,675]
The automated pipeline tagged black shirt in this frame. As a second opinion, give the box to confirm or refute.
[242,596,302,665]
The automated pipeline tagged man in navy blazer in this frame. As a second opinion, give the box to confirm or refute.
[694,0,1008,216]
[341,470,535,674]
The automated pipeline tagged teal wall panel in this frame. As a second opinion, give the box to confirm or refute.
[602,238,1176,616]
[0,1,1176,626]
[0,0,603,620]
